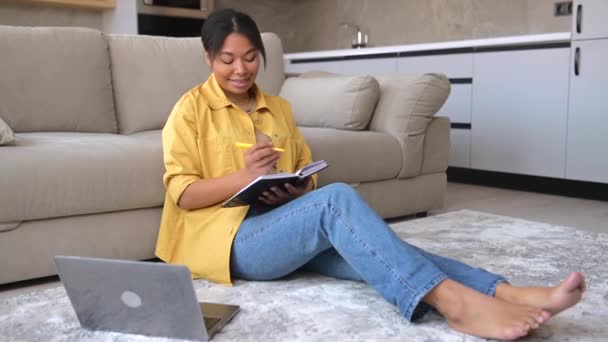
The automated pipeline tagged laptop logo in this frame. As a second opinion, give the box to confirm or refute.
[121,290,142,308]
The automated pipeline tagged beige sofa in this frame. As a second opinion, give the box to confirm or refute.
[0,25,451,285]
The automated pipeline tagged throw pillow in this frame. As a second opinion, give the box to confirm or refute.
[0,115,16,145]
[369,73,451,178]
[279,73,380,130]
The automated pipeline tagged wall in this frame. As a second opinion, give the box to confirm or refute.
[0,2,102,29]
[216,0,298,43]
[0,1,286,35]
[282,0,572,52]
[0,0,571,53]
[101,0,137,34]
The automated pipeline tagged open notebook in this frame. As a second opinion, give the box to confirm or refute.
[222,160,328,208]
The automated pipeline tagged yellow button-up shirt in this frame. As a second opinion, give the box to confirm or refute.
[155,74,314,286]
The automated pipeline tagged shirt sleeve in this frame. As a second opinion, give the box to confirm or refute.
[162,97,202,205]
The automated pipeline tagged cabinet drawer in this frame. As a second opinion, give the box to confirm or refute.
[340,58,398,75]
[449,129,471,168]
[438,84,471,124]
[397,53,473,78]
[285,60,345,74]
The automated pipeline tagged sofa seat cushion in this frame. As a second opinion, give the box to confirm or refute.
[0,26,117,133]
[299,127,401,186]
[0,132,164,223]
[280,75,380,130]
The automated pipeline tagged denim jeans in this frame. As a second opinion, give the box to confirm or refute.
[230,183,506,321]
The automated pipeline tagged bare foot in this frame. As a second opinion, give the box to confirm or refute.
[424,279,551,340]
[495,272,586,316]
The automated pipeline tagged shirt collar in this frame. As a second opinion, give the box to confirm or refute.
[202,74,270,112]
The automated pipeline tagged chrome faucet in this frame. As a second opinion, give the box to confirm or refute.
[340,23,368,48]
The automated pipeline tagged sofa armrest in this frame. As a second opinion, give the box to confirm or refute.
[421,116,450,175]
[368,74,451,179]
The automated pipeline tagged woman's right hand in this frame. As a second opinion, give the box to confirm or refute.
[242,142,282,180]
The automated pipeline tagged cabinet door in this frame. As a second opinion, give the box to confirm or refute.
[471,48,570,178]
[566,39,608,183]
[572,0,608,40]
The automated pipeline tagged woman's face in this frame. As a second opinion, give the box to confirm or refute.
[206,32,261,100]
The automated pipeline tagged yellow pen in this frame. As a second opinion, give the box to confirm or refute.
[234,142,285,152]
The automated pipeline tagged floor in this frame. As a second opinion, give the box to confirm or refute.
[432,182,608,235]
[1,182,607,301]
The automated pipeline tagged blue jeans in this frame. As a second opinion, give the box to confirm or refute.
[230,183,506,321]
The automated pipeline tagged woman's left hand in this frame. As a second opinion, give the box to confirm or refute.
[258,177,313,206]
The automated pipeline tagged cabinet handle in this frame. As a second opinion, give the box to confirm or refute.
[576,4,582,34]
[574,47,580,76]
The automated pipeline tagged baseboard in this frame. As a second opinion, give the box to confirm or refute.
[447,167,608,202]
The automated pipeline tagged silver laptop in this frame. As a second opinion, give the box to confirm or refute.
[54,256,239,341]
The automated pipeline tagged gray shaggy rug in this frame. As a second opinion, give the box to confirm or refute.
[1,210,606,341]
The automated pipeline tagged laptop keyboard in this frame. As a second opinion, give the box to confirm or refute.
[204,317,222,330]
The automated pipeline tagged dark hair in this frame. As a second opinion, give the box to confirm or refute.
[201,8,266,68]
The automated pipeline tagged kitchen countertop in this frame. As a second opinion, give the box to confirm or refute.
[285,32,571,61]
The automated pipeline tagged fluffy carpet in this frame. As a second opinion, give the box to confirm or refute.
[1,210,606,341]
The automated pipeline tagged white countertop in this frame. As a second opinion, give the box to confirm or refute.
[285,32,571,60]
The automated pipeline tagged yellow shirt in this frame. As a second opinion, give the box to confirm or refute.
[155,74,314,286]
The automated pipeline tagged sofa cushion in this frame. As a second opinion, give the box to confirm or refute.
[369,74,451,178]
[0,116,15,145]
[109,32,285,135]
[0,26,117,133]
[299,127,401,186]
[108,35,209,135]
[255,33,285,96]
[0,132,165,223]
[279,75,380,130]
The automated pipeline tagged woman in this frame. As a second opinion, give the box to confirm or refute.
[156,8,585,340]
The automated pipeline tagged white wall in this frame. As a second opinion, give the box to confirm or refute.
[101,0,137,34]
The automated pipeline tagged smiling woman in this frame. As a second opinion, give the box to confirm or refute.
[154,8,586,341]
[201,10,266,107]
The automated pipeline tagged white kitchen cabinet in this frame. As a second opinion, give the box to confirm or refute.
[397,53,473,167]
[436,84,472,167]
[396,54,473,122]
[471,47,571,178]
[572,0,608,41]
[286,53,475,168]
[566,39,608,183]
[283,35,579,177]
